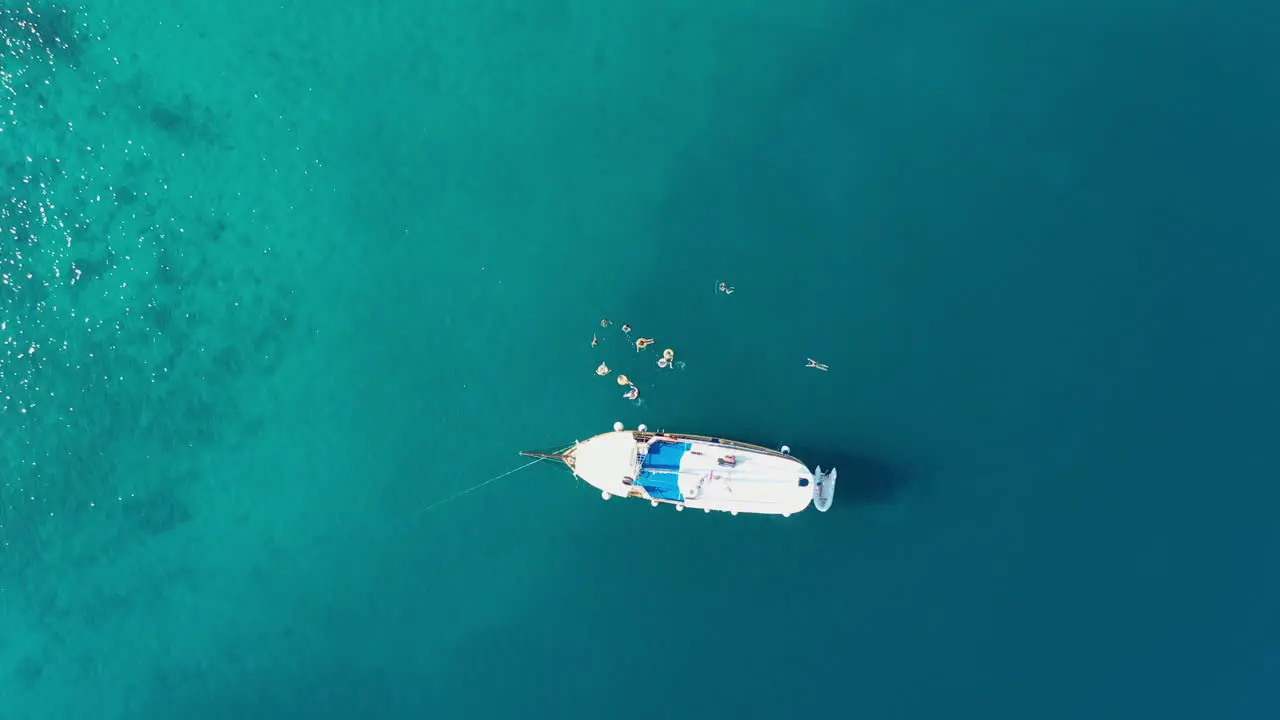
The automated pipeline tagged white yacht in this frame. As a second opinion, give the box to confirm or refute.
[522,423,836,517]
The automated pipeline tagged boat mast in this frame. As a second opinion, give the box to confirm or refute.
[519,450,568,460]
[519,442,577,462]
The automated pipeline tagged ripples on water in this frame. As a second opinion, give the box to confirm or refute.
[1,2,296,572]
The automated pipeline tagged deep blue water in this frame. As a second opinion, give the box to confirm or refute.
[2,1,1277,718]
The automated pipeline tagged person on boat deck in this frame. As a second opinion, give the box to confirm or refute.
[718,455,737,467]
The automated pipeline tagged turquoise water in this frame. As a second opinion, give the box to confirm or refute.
[3,1,1278,717]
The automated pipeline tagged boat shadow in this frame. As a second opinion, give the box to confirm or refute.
[812,448,914,506]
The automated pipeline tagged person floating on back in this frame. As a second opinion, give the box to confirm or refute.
[805,358,829,371]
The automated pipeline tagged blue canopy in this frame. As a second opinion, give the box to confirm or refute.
[636,441,690,501]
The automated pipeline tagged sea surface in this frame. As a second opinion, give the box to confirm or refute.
[2,1,1278,718]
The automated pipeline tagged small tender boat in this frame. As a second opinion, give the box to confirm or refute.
[522,423,836,517]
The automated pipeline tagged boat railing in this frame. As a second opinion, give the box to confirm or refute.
[631,430,796,461]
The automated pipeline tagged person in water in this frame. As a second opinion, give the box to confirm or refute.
[616,374,631,386]
[591,334,599,348]
[718,282,735,295]
[805,358,829,371]
[635,337,654,352]
[621,324,632,334]
[596,362,611,376]
[600,318,610,328]
[623,385,639,401]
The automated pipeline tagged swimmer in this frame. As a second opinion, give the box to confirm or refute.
[805,358,829,371]
[635,337,654,352]
[596,362,611,376]
[718,282,735,295]
[600,318,610,328]
[657,357,669,368]
[616,374,630,386]
[623,385,639,401]
[591,334,599,348]
[662,348,675,362]
[621,324,632,334]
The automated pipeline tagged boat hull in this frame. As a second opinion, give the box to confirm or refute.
[569,430,815,516]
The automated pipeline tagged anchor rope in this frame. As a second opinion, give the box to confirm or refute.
[416,443,575,515]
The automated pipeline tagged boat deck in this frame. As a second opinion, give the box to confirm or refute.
[571,431,814,516]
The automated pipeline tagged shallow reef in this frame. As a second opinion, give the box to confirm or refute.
[1,1,295,577]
